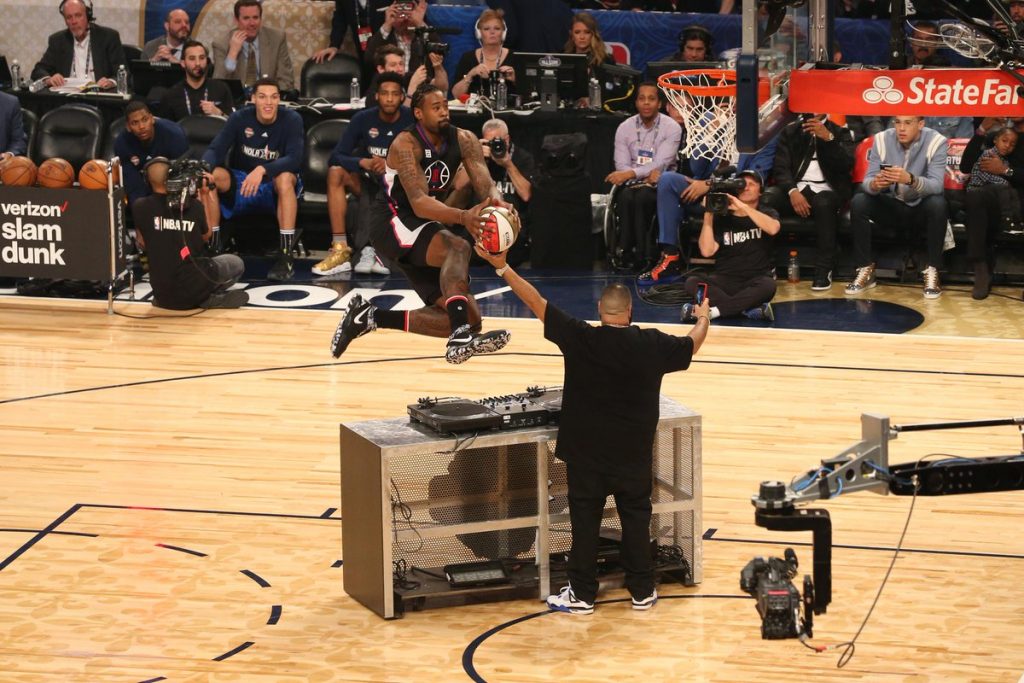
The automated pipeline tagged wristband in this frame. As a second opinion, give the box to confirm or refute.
[495,265,510,276]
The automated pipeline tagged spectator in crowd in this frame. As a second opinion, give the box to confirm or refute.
[142,8,191,63]
[365,0,449,98]
[451,9,516,100]
[213,0,295,91]
[0,91,27,161]
[766,113,855,290]
[662,24,715,62]
[565,10,615,106]
[114,101,189,204]
[366,44,437,107]
[679,170,781,322]
[846,115,948,299]
[31,0,126,89]
[907,22,949,66]
[452,117,536,263]
[313,72,412,277]
[159,40,235,120]
[606,82,682,271]
[312,0,391,65]
[960,118,1024,299]
[131,157,247,310]
[202,77,304,281]
[468,259,708,617]
[993,0,1024,35]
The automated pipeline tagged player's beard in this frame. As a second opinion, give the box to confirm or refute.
[437,118,450,134]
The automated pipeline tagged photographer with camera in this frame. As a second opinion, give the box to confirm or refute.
[451,118,535,261]
[131,157,248,310]
[680,169,781,322]
[364,1,449,98]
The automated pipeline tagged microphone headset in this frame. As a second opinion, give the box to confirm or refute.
[475,12,507,45]
[58,0,94,21]
[678,24,713,52]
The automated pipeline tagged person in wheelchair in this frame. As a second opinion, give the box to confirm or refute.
[605,82,681,272]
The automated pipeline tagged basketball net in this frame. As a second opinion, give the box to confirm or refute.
[659,69,739,164]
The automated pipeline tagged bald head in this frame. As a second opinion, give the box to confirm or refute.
[599,283,632,323]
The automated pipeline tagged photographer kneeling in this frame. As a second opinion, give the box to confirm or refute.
[132,157,248,310]
[680,169,781,322]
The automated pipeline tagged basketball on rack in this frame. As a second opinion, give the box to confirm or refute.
[0,156,38,187]
[478,206,521,254]
[78,159,112,190]
[37,158,75,189]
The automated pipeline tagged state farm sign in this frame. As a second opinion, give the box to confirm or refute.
[790,68,1024,116]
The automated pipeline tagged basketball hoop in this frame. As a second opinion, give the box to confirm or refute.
[658,68,739,164]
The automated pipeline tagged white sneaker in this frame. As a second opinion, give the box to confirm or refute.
[355,246,390,275]
[546,585,595,615]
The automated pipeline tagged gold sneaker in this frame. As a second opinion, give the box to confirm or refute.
[312,242,353,276]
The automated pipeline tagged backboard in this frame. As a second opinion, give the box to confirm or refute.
[734,0,822,153]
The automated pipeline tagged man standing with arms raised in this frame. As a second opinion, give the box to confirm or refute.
[474,245,710,615]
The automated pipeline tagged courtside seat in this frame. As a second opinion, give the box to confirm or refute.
[300,55,362,100]
[100,116,125,161]
[177,114,227,161]
[21,109,37,157]
[300,118,348,214]
[31,103,103,173]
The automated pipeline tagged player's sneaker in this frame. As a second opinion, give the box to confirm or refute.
[354,246,390,275]
[631,589,658,611]
[312,242,352,276]
[330,294,377,358]
[546,586,594,615]
[267,252,294,282]
[444,325,511,364]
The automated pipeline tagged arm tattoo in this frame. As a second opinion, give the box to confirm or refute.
[390,134,428,204]
[459,129,499,202]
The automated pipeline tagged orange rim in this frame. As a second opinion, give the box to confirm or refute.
[658,68,737,97]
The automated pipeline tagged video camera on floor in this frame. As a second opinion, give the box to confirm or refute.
[739,548,815,639]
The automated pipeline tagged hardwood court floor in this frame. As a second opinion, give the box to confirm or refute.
[0,290,1023,682]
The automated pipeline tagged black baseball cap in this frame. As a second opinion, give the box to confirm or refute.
[737,169,763,186]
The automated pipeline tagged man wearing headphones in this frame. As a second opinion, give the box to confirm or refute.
[32,0,127,89]
[131,157,248,310]
[663,24,714,62]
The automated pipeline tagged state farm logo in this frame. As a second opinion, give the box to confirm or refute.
[863,76,903,105]
[861,75,1021,107]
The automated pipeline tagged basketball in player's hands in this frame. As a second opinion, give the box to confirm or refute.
[477,206,521,254]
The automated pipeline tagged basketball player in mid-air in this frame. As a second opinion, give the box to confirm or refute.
[331,84,512,364]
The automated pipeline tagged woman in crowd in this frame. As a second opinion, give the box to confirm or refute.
[451,9,516,100]
[563,11,615,107]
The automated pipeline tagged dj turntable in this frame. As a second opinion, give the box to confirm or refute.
[408,386,563,435]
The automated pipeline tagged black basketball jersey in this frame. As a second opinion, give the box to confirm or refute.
[381,123,462,218]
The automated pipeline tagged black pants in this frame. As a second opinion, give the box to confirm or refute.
[850,192,947,269]
[964,184,1022,262]
[566,462,654,604]
[770,188,842,271]
[615,185,658,263]
[683,273,777,318]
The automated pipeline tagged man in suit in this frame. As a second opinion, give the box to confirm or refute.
[0,92,28,161]
[212,0,295,92]
[312,0,390,65]
[142,8,192,64]
[31,0,126,89]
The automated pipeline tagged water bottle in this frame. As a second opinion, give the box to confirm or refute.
[588,77,602,110]
[10,60,21,90]
[787,250,800,283]
[29,77,49,93]
[350,77,361,105]
[116,64,128,96]
[495,74,508,110]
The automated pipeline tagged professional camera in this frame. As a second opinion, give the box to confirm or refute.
[739,548,814,639]
[705,171,748,216]
[165,157,212,210]
[484,137,508,160]
[411,26,452,82]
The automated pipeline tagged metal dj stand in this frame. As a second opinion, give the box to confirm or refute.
[339,395,702,618]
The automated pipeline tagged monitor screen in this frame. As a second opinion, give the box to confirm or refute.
[596,62,642,109]
[644,60,724,84]
[129,60,184,98]
[512,52,590,103]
